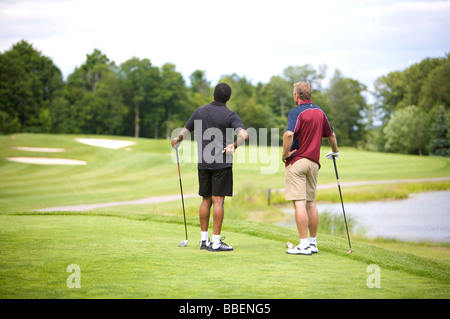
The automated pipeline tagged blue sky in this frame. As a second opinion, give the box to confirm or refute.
[1,0,449,93]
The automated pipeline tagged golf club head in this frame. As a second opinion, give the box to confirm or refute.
[348,249,353,254]
[178,240,188,247]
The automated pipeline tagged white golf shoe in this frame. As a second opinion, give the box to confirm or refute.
[286,244,312,255]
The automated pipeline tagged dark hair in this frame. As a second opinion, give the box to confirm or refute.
[214,83,232,103]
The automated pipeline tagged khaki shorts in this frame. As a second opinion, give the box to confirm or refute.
[285,158,319,201]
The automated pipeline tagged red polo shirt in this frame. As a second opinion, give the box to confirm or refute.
[285,100,333,168]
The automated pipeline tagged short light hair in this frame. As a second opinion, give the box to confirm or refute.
[293,82,312,100]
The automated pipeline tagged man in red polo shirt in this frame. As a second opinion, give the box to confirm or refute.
[282,81,339,255]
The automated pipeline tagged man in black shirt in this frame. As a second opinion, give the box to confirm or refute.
[171,83,248,251]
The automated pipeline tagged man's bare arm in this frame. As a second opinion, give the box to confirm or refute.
[326,133,340,159]
[223,128,248,154]
[326,133,339,153]
[171,127,190,149]
[282,131,296,162]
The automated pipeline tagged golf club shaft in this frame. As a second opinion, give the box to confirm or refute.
[332,156,352,251]
[176,148,188,241]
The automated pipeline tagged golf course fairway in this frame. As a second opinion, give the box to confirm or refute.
[0,134,449,299]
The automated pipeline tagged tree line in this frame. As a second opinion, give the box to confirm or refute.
[1,40,448,156]
[373,55,449,156]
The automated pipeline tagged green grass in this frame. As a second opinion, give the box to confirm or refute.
[1,133,449,213]
[1,213,449,299]
[1,133,450,299]
[266,181,450,204]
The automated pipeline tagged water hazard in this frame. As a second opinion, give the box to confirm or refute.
[280,191,450,243]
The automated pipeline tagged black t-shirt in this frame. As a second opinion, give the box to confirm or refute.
[185,101,245,170]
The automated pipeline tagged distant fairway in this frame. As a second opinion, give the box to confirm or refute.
[0,134,449,298]
[1,133,449,213]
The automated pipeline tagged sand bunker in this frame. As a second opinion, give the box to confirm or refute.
[11,146,66,152]
[6,157,87,165]
[75,138,136,149]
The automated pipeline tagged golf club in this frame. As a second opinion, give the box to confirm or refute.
[332,155,352,253]
[176,148,188,247]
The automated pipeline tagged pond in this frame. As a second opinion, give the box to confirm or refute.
[280,191,450,243]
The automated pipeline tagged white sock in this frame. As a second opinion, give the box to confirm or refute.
[300,238,309,248]
[201,231,209,242]
[212,235,221,245]
[309,237,317,245]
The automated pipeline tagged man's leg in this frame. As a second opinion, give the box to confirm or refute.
[199,196,212,249]
[208,168,233,251]
[211,196,225,236]
[198,169,212,249]
[209,195,233,251]
[287,199,312,255]
[306,200,319,253]
[199,196,212,232]
[293,200,309,239]
[305,160,319,253]
[306,200,318,238]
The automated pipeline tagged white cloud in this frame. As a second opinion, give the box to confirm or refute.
[1,0,449,88]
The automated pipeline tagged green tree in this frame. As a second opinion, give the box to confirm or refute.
[326,70,368,146]
[374,71,407,124]
[71,92,106,134]
[419,55,450,111]
[189,70,211,95]
[402,57,444,110]
[384,105,430,155]
[66,49,126,134]
[0,40,63,133]
[373,54,449,154]
[218,74,266,130]
[158,63,188,139]
[188,70,212,110]
[95,72,128,135]
[428,105,449,156]
[265,75,291,118]
[0,111,21,134]
[77,49,112,92]
[374,55,449,125]
[119,57,160,137]
[47,94,72,133]
[282,64,327,90]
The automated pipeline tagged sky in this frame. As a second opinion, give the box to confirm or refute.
[1,0,449,94]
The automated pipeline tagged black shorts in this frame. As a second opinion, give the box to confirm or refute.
[198,168,233,197]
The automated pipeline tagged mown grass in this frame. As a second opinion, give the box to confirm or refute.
[1,133,450,299]
[266,181,450,204]
[1,133,449,213]
[1,212,449,299]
